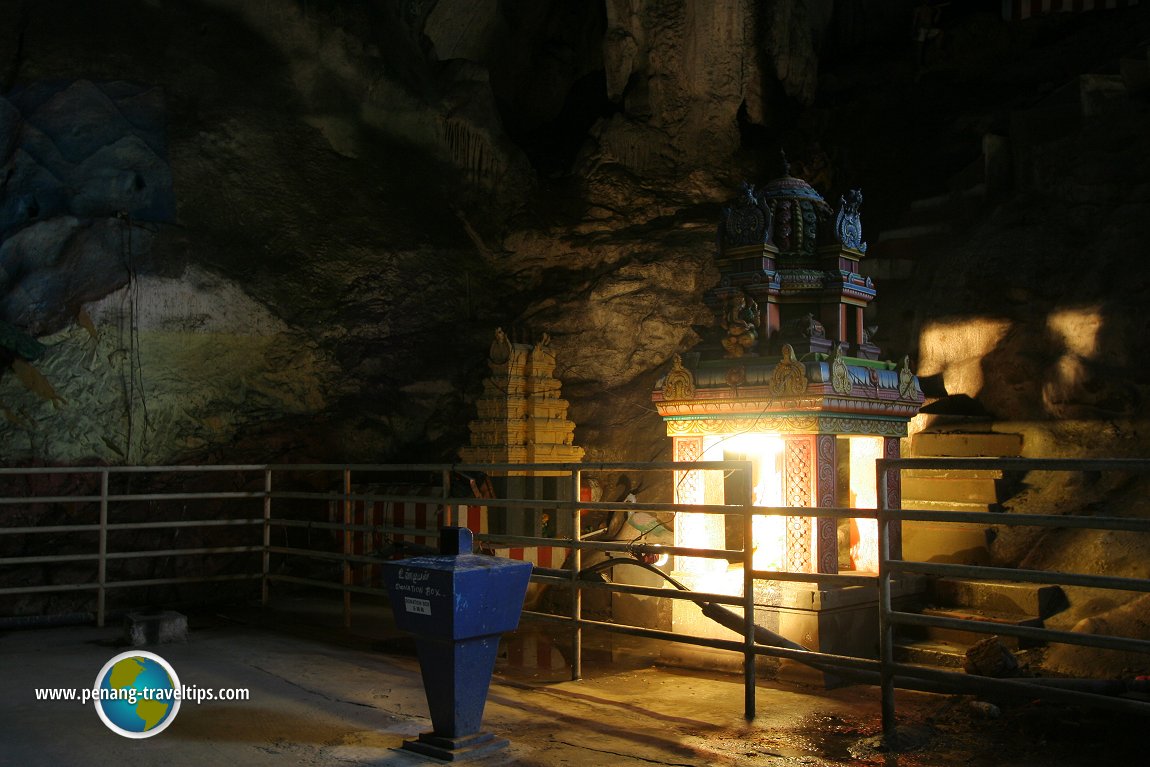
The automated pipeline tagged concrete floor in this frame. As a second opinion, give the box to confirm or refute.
[0,595,1141,766]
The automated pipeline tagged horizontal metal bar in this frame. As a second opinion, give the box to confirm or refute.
[268,517,432,536]
[889,610,1150,655]
[0,464,268,475]
[488,536,741,561]
[269,491,353,502]
[104,573,262,589]
[266,461,752,473]
[0,491,264,505]
[531,574,748,607]
[880,457,1150,473]
[895,508,1150,533]
[0,582,98,595]
[0,495,103,505]
[265,546,384,566]
[575,501,874,520]
[888,559,1150,594]
[553,612,749,654]
[0,524,101,535]
[271,515,388,533]
[579,538,743,560]
[0,519,262,536]
[105,491,265,503]
[271,490,873,523]
[105,546,263,560]
[1,553,99,565]
[557,614,885,674]
[474,533,570,549]
[108,518,265,530]
[750,569,878,587]
[520,608,573,625]
[266,573,389,596]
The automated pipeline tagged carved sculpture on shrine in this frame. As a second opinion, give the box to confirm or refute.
[720,293,760,358]
[759,151,833,258]
[834,188,868,253]
[770,344,808,396]
[718,182,774,250]
[830,344,853,395]
[661,354,697,401]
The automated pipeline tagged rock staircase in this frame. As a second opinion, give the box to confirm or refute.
[895,577,1068,670]
[900,422,1022,564]
[894,423,1059,671]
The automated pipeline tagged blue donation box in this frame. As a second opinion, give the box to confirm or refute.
[381,527,533,761]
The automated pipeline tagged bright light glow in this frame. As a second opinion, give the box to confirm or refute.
[674,433,788,579]
[723,434,787,572]
[848,436,882,572]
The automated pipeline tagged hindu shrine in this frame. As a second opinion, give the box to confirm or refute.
[651,157,926,666]
[459,329,585,540]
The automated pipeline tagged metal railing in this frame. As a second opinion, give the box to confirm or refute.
[3,458,1150,730]
[0,465,269,626]
[877,457,1150,735]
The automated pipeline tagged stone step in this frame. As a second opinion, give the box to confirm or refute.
[893,637,1046,672]
[931,578,1068,620]
[902,476,999,504]
[893,638,966,669]
[901,520,991,565]
[915,607,1044,649]
[910,431,1023,458]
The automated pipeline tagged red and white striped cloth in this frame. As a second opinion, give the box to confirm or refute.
[331,495,565,586]
[1003,0,1138,21]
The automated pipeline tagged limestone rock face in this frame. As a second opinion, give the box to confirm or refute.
[591,0,821,174]
[0,0,1145,487]
[0,266,337,464]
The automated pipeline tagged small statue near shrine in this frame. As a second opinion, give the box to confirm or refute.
[489,326,511,365]
[898,355,919,399]
[721,293,760,358]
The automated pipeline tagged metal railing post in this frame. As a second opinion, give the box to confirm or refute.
[571,468,582,681]
[262,467,272,606]
[877,458,896,741]
[97,470,109,627]
[741,462,756,721]
[343,466,353,629]
[442,468,453,527]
